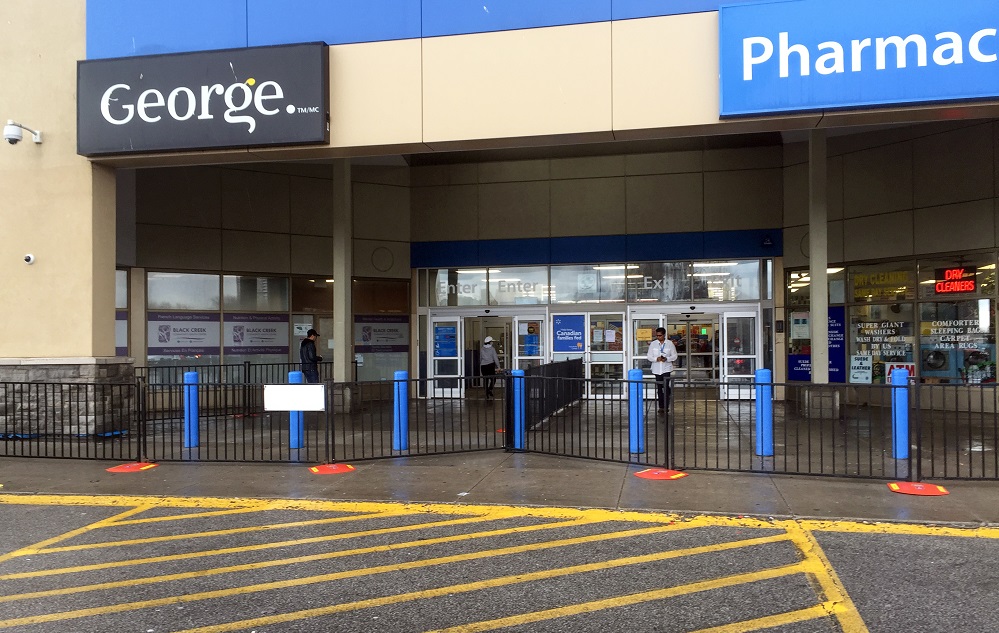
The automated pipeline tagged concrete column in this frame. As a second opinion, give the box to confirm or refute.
[808,130,829,384]
[129,268,147,364]
[332,159,353,383]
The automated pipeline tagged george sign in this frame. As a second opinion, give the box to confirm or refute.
[720,0,999,116]
[264,384,326,412]
[147,312,220,355]
[850,355,873,384]
[553,315,585,352]
[933,267,977,294]
[78,43,329,156]
[223,314,289,355]
[354,315,409,353]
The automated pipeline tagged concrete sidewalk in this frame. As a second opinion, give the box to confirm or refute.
[1,452,996,526]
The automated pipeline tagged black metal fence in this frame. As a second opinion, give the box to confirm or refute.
[1,372,997,481]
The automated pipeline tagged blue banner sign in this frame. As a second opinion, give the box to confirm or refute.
[553,315,586,353]
[720,0,999,116]
[433,325,457,358]
[787,307,846,383]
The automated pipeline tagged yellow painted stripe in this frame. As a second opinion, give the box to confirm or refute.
[0,505,153,563]
[0,514,504,581]
[800,520,999,540]
[0,517,599,602]
[178,559,807,633]
[427,568,818,633]
[0,529,788,628]
[689,603,833,633]
[35,510,414,554]
[109,505,290,526]
[783,523,870,633]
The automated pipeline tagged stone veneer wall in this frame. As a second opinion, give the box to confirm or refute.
[0,359,135,437]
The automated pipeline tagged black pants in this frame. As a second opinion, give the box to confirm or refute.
[481,363,497,397]
[654,372,672,411]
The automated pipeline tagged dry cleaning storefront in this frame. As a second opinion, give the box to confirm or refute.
[8,0,998,392]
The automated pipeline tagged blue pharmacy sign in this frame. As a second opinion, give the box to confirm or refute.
[720,0,999,116]
[552,315,585,352]
[433,325,457,358]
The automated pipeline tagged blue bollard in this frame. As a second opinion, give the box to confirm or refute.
[891,368,910,459]
[393,370,409,451]
[628,368,645,455]
[512,370,525,450]
[183,372,199,448]
[755,368,774,456]
[289,371,304,449]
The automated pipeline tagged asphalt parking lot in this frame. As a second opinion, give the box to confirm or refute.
[1,494,998,633]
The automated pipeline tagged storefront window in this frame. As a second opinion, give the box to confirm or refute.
[550,265,627,304]
[115,270,128,357]
[850,263,915,303]
[147,272,220,310]
[115,270,128,309]
[488,266,549,305]
[692,260,760,301]
[849,303,915,384]
[223,275,289,312]
[628,262,691,303]
[786,267,845,308]
[917,256,996,299]
[430,268,488,306]
[919,299,995,384]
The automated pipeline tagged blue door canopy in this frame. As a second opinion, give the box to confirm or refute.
[720,0,999,116]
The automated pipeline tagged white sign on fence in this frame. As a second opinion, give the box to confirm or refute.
[263,384,327,412]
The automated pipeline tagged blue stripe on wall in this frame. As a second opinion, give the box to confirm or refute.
[86,0,741,59]
[422,0,611,38]
[86,0,247,59]
[411,230,782,268]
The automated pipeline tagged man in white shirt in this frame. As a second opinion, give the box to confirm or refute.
[646,327,678,415]
[479,336,501,399]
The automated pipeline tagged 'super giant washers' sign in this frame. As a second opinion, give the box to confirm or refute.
[720,0,999,116]
[77,43,329,156]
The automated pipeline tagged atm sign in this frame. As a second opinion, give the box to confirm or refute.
[934,267,977,294]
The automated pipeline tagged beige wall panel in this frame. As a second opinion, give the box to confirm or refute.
[136,167,221,228]
[220,169,290,232]
[353,182,411,241]
[222,231,290,274]
[704,146,782,171]
[478,160,550,183]
[330,39,422,147]
[289,176,334,237]
[625,151,703,176]
[290,235,334,276]
[843,211,914,261]
[411,185,479,242]
[423,24,612,142]
[551,156,626,180]
[704,169,782,231]
[914,200,995,255]
[782,221,844,268]
[353,239,411,279]
[842,142,913,218]
[626,173,704,234]
[136,225,221,271]
[913,124,994,209]
[550,178,626,237]
[477,181,551,239]
[612,14,719,131]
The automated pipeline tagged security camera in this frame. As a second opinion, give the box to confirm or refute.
[4,122,22,145]
[23,254,35,265]
[4,120,41,145]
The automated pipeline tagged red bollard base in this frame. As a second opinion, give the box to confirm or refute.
[635,468,689,480]
[888,482,949,496]
[309,464,356,475]
[106,462,159,473]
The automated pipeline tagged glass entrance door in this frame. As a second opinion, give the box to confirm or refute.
[721,312,759,400]
[430,317,462,397]
[665,315,720,383]
[588,313,626,397]
[513,315,546,371]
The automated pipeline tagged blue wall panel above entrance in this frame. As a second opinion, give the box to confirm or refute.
[411,229,782,268]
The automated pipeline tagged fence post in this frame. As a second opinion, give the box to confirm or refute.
[891,368,910,460]
[512,369,525,450]
[755,368,774,457]
[289,371,305,449]
[393,370,409,451]
[628,368,645,455]
[183,372,199,448]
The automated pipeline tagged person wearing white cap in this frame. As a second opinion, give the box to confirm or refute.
[479,335,501,399]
